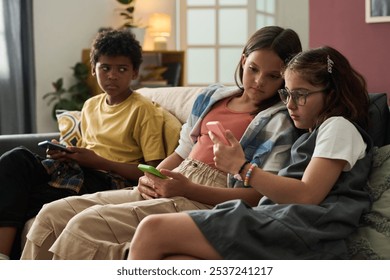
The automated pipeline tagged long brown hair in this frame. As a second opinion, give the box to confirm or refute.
[285,46,369,130]
[234,26,302,112]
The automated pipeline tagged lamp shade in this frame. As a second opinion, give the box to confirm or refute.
[149,13,171,37]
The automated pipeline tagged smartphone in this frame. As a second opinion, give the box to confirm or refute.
[138,164,167,179]
[38,140,73,153]
[206,121,229,145]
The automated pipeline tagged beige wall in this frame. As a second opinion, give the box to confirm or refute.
[33,0,308,133]
[277,0,309,50]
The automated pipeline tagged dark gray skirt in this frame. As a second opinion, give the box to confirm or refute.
[189,199,352,260]
[188,126,372,260]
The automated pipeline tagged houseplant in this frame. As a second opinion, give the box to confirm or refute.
[114,0,145,45]
[43,62,91,120]
[115,0,140,28]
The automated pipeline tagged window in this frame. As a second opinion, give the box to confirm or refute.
[180,0,275,86]
[0,0,35,134]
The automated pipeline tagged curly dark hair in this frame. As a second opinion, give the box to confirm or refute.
[89,29,143,71]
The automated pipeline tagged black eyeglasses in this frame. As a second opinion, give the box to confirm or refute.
[278,87,327,106]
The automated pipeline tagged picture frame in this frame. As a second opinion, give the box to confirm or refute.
[366,0,390,23]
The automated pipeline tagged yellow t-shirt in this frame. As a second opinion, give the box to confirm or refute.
[79,92,180,164]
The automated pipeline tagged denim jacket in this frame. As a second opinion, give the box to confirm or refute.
[175,84,299,188]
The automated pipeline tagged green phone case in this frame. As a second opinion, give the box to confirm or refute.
[137,164,167,179]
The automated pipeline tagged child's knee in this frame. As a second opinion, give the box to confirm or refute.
[37,199,68,222]
[65,205,103,233]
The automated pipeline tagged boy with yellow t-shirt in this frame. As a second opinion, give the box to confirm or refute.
[0,29,180,259]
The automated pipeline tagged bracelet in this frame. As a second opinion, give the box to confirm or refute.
[233,160,249,181]
[244,163,258,187]
[238,160,249,174]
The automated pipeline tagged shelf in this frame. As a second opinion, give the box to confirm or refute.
[137,50,185,88]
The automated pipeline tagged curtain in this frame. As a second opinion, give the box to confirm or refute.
[0,0,35,134]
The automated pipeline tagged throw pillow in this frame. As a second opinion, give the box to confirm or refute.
[347,144,390,259]
[55,110,82,147]
[159,105,182,156]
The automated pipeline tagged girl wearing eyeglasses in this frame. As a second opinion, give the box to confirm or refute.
[128,46,372,260]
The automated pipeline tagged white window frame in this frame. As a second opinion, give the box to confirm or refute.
[177,0,276,86]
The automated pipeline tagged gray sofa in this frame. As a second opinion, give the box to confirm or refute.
[0,88,389,260]
[367,93,390,147]
[0,132,59,158]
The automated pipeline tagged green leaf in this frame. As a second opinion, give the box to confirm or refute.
[125,7,135,13]
[52,101,79,120]
[52,78,64,91]
[72,62,89,80]
[43,88,65,100]
[123,23,137,28]
[44,62,92,120]
[45,96,60,106]
[56,99,79,110]
[120,12,132,18]
[68,83,89,94]
[116,0,134,5]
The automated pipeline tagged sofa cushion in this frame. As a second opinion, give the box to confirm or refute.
[56,110,82,146]
[137,87,205,123]
[347,144,390,259]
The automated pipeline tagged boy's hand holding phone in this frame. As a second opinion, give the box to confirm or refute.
[38,140,74,154]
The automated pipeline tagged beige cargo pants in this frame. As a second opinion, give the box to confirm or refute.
[21,159,226,260]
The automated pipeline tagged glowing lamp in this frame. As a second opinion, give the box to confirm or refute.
[149,13,171,50]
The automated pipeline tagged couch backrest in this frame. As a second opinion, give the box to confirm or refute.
[137,87,205,123]
[0,132,60,157]
[138,87,389,147]
[368,93,390,147]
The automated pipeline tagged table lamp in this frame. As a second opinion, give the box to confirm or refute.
[149,13,171,50]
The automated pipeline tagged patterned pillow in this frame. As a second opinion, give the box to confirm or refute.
[347,144,390,259]
[55,110,82,146]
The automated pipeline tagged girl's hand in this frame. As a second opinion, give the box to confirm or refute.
[138,175,159,199]
[209,130,247,174]
[139,170,191,198]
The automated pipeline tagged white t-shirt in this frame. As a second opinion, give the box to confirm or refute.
[312,117,367,171]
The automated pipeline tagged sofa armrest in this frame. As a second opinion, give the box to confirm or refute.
[368,93,390,147]
[0,132,60,157]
